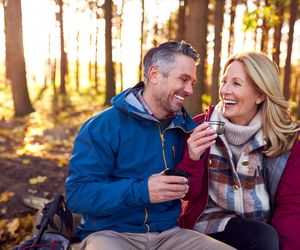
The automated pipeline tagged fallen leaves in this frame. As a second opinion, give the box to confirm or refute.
[0,86,104,248]
[7,218,20,237]
[0,214,34,247]
[28,176,47,185]
[0,191,15,202]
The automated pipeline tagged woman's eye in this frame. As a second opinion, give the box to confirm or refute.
[233,81,241,86]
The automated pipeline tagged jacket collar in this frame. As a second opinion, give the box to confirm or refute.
[111,82,197,132]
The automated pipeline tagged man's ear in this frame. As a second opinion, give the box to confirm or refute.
[148,65,159,83]
[256,93,266,105]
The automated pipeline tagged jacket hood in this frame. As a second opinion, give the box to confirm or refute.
[111,82,148,118]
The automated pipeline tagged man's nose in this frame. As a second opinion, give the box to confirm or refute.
[184,83,194,96]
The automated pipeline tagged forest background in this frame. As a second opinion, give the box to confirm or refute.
[0,0,299,248]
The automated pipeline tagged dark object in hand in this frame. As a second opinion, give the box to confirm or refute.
[164,169,190,179]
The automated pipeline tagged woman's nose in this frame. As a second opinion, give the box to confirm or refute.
[220,83,231,94]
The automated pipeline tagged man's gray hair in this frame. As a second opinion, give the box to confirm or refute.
[143,41,200,79]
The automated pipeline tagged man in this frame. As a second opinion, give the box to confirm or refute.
[65,41,234,250]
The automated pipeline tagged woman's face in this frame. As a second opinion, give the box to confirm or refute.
[219,60,265,125]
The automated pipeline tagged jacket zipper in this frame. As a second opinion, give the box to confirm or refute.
[142,124,185,231]
[143,207,150,232]
[172,146,176,168]
[159,125,169,170]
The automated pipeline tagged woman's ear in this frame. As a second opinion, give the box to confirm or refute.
[256,93,266,105]
[148,65,159,83]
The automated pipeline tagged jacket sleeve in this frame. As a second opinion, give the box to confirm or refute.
[176,114,208,201]
[65,117,150,216]
[271,139,300,250]
[176,135,207,201]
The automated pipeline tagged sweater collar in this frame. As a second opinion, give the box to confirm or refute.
[211,103,265,148]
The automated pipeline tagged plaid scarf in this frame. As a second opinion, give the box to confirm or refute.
[194,107,271,234]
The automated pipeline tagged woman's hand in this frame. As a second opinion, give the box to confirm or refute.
[187,122,217,161]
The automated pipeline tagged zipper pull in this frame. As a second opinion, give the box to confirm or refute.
[172,146,175,167]
[161,134,165,148]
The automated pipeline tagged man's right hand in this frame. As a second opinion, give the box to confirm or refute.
[148,172,189,203]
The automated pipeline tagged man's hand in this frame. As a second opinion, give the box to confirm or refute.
[187,122,217,161]
[148,172,189,203]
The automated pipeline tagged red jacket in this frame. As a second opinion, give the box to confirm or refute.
[177,105,300,250]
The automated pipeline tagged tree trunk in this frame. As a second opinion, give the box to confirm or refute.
[260,0,270,53]
[4,0,34,116]
[283,0,298,100]
[119,0,124,91]
[76,31,80,91]
[272,0,284,67]
[89,33,93,85]
[57,0,67,95]
[153,22,158,47]
[176,0,186,41]
[211,0,226,105]
[228,0,237,55]
[184,0,209,116]
[139,0,145,82]
[95,26,99,92]
[104,0,116,105]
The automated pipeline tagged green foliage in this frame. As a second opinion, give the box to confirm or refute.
[243,10,259,31]
[202,94,212,111]
[289,99,298,118]
[243,4,281,32]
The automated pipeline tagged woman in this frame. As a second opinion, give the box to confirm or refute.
[177,52,300,250]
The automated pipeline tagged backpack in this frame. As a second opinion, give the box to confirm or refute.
[13,193,73,250]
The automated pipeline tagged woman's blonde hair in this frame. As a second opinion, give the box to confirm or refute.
[223,51,299,157]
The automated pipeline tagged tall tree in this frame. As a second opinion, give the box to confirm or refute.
[4,0,34,116]
[260,0,270,52]
[228,0,238,55]
[272,0,285,67]
[184,0,209,116]
[104,0,116,104]
[139,0,145,82]
[75,31,80,91]
[118,0,124,91]
[283,0,298,99]
[95,25,100,91]
[176,0,186,41]
[56,0,68,95]
[211,0,226,105]
[88,33,93,85]
[87,0,103,92]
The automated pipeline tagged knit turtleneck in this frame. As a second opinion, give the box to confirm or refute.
[214,103,262,146]
[210,103,263,163]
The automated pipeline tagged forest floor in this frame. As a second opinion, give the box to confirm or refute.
[0,88,106,249]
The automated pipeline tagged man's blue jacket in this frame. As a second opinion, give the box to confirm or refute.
[65,82,196,239]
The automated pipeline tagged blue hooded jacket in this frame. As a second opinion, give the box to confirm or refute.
[65,82,196,239]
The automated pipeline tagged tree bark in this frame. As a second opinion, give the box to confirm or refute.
[176,0,186,42]
[211,0,226,105]
[139,0,145,82]
[76,31,80,91]
[104,0,116,104]
[272,0,284,68]
[4,0,34,116]
[260,0,270,53]
[95,26,99,92]
[57,0,67,95]
[228,0,237,55]
[283,0,298,100]
[184,0,209,116]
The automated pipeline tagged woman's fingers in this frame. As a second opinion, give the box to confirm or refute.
[187,123,218,160]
